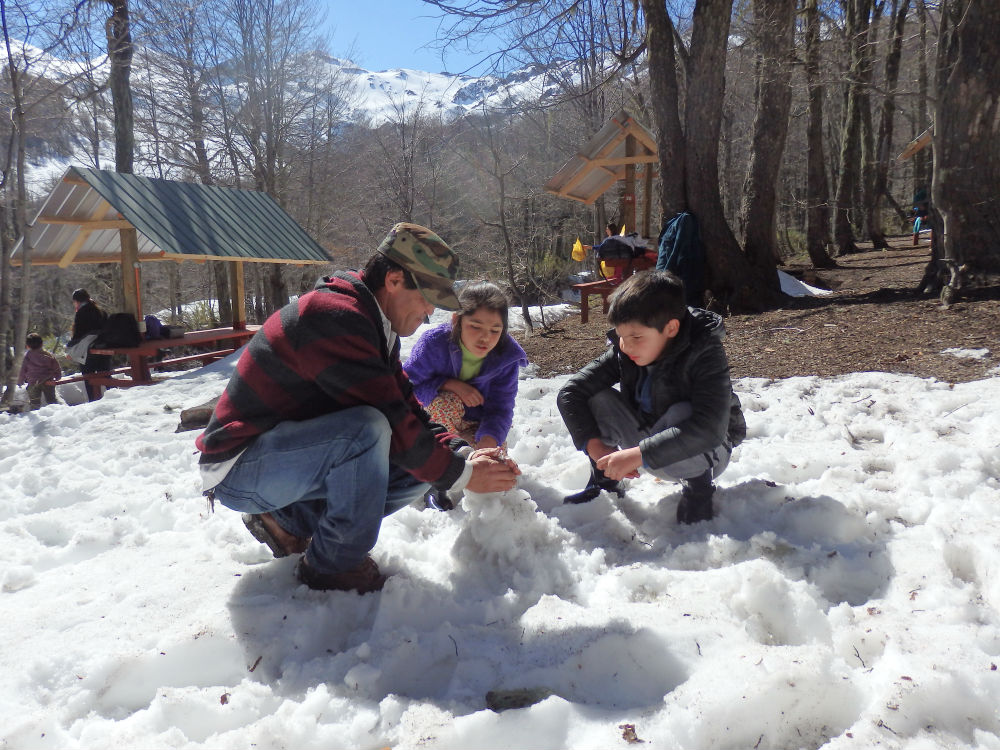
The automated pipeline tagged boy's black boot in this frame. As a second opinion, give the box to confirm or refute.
[564,461,624,504]
[676,470,715,524]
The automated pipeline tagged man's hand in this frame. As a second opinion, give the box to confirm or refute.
[466,448,521,492]
[442,378,484,407]
[595,447,642,481]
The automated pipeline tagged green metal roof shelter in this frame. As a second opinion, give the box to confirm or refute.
[10,166,333,329]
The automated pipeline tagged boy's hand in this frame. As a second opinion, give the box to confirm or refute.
[442,379,484,407]
[595,447,643,481]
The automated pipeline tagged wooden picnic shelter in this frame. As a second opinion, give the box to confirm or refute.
[544,110,660,321]
[9,166,333,386]
[544,109,659,238]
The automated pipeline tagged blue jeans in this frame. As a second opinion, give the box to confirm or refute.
[210,406,429,573]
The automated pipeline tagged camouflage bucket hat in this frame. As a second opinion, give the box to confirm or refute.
[377,222,461,310]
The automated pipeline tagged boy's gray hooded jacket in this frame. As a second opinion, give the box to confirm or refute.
[557,308,746,471]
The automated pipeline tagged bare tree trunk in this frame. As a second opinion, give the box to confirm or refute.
[931,0,1000,300]
[739,0,797,271]
[833,0,872,255]
[864,0,909,249]
[803,0,836,268]
[913,0,931,195]
[686,0,781,310]
[639,0,685,217]
[105,0,134,173]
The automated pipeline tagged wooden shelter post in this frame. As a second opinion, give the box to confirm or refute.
[119,227,141,323]
[228,261,247,330]
[623,135,637,233]
[643,166,653,238]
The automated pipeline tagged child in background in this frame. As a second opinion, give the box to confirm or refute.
[404,280,528,451]
[18,333,61,410]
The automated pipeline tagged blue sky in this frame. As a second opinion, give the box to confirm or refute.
[323,0,492,74]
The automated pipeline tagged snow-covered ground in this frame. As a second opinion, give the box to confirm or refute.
[2,307,999,749]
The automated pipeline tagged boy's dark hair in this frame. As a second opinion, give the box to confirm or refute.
[450,280,509,351]
[72,288,91,303]
[362,252,418,294]
[26,332,44,349]
[608,270,687,331]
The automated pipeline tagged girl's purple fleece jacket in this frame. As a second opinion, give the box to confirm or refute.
[404,323,528,445]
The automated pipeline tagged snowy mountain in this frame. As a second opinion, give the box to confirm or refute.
[304,52,563,123]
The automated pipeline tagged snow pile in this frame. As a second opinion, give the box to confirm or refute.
[1,311,999,749]
[941,347,991,360]
[778,270,832,297]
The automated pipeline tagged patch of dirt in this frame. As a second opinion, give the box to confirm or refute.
[513,235,1000,384]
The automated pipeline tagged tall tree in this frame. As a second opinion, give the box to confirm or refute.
[739,0,798,273]
[832,0,873,256]
[803,0,836,267]
[104,0,134,173]
[863,0,909,249]
[930,0,1000,297]
[641,0,783,309]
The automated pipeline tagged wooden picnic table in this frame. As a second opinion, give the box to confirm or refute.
[572,251,657,323]
[84,325,260,386]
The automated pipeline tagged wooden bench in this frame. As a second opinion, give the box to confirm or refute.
[572,252,657,323]
[61,325,260,388]
[572,279,621,324]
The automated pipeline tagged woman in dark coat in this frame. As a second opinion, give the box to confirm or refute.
[69,288,110,401]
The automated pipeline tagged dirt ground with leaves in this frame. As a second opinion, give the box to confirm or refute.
[513,235,1000,384]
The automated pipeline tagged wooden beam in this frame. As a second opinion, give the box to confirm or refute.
[642,166,653,239]
[228,261,247,330]
[120,228,141,319]
[589,154,659,167]
[56,198,114,268]
[623,135,636,234]
[37,217,133,230]
[57,230,94,268]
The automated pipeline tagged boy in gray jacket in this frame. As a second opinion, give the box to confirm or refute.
[557,270,746,523]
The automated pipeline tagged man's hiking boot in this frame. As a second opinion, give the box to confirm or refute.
[564,462,624,504]
[676,470,715,524]
[295,555,387,594]
[424,488,455,511]
[242,512,310,558]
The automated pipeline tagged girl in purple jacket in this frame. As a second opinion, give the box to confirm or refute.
[404,281,527,449]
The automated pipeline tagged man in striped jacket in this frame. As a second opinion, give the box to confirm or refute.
[197,223,520,594]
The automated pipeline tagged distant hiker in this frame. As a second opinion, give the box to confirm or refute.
[18,333,61,410]
[557,270,746,523]
[404,280,528,508]
[912,187,931,246]
[196,223,521,594]
[67,289,110,402]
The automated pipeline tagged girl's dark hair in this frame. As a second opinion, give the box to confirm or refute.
[608,270,686,331]
[450,280,510,351]
[72,288,91,303]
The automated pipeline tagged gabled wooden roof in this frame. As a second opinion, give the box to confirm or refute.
[544,109,658,205]
[11,166,332,267]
